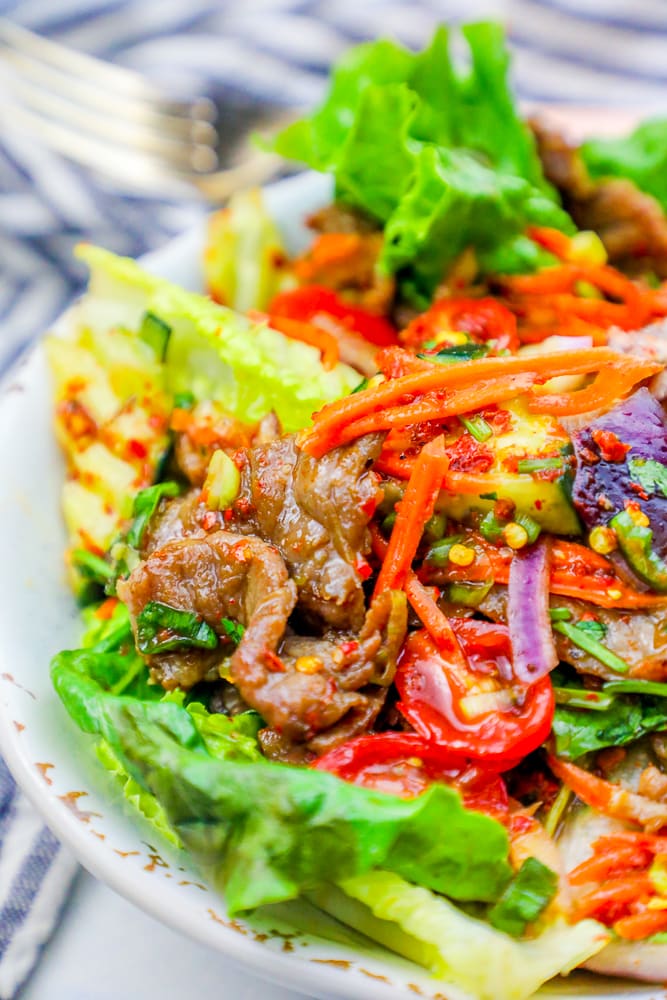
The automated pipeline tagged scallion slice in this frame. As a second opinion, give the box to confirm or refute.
[139,311,171,361]
[459,414,493,442]
[517,457,564,474]
[552,621,629,674]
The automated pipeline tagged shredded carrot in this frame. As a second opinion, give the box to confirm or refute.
[374,436,448,595]
[170,408,193,432]
[527,358,662,416]
[573,874,655,921]
[294,232,364,283]
[301,348,623,456]
[527,226,572,260]
[268,315,340,370]
[331,375,537,447]
[370,521,466,660]
[614,909,667,940]
[569,845,654,886]
[376,345,434,377]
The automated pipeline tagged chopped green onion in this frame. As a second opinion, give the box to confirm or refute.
[418,342,489,364]
[517,457,564,475]
[543,784,573,839]
[424,512,447,543]
[352,377,369,394]
[575,619,607,642]
[381,511,397,535]
[459,414,493,443]
[604,679,667,698]
[71,548,114,582]
[448,580,493,607]
[136,601,218,655]
[127,481,180,549]
[139,311,171,361]
[552,621,630,674]
[553,687,616,711]
[203,450,241,511]
[424,535,464,568]
[514,513,541,544]
[173,391,196,410]
[221,618,245,646]
[487,858,558,937]
[549,607,573,622]
[479,510,505,543]
[479,491,498,501]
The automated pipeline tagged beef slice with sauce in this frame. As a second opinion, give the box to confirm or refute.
[572,387,667,559]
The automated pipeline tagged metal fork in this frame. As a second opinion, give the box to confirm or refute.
[0,18,291,201]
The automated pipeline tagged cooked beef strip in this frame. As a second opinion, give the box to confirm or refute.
[140,489,205,556]
[476,586,667,681]
[119,528,406,742]
[229,432,384,631]
[532,118,667,278]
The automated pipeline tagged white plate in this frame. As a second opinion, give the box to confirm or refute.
[0,161,660,1000]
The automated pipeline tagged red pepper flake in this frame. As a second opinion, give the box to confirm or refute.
[223,508,233,522]
[264,650,286,673]
[355,556,373,580]
[629,481,650,501]
[448,434,494,474]
[127,439,148,460]
[340,640,359,656]
[201,511,220,531]
[592,429,631,463]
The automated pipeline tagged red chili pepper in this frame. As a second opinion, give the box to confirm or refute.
[401,297,519,353]
[269,285,398,347]
[313,731,508,818]
[394,628,554,767]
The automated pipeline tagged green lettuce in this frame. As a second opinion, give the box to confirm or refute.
[310,872,607,1000]
[273,22,573,304]
[52,630,512,916]
[203,188,292,312]
[553,693,667,759]
[582,118,667,214]
[75,244,359,432]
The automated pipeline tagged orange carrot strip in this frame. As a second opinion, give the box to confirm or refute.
[269,315,339,370]
[547,755,667,830]
[573,874,655,920]
[614,909,667,941]
[94,597,119,621]
[294,232,363,282]
[170,408,193,432]
[404,574,467,663]
[301,348,622,456]
[374,436,448,595]
[331,375,536,446]
[527,359,662,416]
[527,226,572,260]
[569,846,653,886]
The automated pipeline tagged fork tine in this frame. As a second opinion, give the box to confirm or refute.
[3,69,218,168]
[0,94,197,196]
[0,17,215,122]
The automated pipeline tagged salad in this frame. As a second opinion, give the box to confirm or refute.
[46,22,667,1000]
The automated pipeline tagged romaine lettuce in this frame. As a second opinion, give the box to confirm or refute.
[51,630,513,916]
[75,244,359,432]
[312,872,607,1000]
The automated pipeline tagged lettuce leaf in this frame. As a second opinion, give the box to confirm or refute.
[273,22,573,303]
[311,872,607,1000]
[75,244,359,432]
[52,635,512,916]
[553,693,667,760]
[582,118,667,214]
[203,189,293,312]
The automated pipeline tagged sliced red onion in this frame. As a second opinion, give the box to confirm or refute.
[508,538,558,685]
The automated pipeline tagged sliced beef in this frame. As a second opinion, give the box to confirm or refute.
[477,586,667,681]
[140,489,205,556]
[230,433,384,631]
[118,531,297,691]
[173,402,272,487]
[119,530,406,743]
[532,118,667,278]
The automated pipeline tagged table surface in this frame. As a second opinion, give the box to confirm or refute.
[20,870,306,1000]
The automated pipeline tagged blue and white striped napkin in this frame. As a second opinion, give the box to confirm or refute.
[3,1,667,996]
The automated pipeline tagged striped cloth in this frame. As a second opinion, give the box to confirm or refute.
[2,2,667,996]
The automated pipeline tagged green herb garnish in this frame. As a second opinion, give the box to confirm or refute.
[136,602,218,655]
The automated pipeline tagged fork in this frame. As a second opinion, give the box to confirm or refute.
[0,18,291,201]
